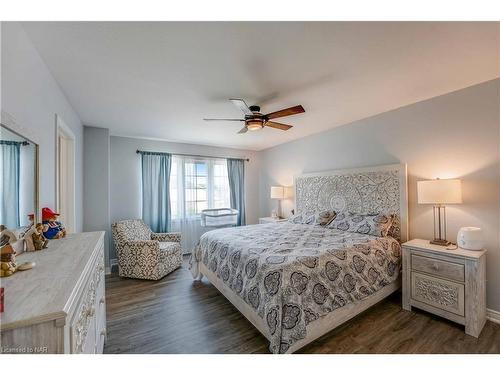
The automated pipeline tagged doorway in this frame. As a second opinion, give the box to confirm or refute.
[56,115,76,233]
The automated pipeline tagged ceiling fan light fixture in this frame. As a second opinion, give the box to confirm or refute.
[246,119,264,131]
[204,99,304,134]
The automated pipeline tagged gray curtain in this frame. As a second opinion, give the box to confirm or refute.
[140,151,172,232]
[227,158,245,226]
[0,141,21,228]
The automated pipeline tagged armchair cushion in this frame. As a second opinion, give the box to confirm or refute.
[113,219,152,244]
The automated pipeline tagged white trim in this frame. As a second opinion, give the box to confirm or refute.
[55,114,76,233]
[487,308,500,325]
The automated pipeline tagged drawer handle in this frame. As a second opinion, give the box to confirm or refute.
[432,264,439,271]
[99,297,105,305]
[87,307,95,317]
[100,329,106,337]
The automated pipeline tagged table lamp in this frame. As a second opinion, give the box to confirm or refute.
[417,178,462,246]
[270,186,284,219]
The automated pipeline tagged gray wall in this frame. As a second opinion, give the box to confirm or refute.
[83,126,111,266]
[259,79,500,312]
[109,135,260,261]
[1,22,84,230]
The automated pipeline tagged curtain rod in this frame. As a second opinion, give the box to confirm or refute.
[0,140,30,146]
[136,149,249,162]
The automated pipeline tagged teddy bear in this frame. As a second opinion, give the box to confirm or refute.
[32,223,49,250]
[41,207,66,240]
[0,244,18,277]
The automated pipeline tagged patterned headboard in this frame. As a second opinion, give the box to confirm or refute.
[294,164,408,242]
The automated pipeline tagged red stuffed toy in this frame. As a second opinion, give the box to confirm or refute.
[42,207,66,239]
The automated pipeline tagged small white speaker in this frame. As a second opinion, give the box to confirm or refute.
[457,227,484,251]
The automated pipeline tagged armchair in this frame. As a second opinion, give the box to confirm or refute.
[111,219,182,280]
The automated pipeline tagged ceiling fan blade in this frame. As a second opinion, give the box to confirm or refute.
[230,99,253,116]
[265,121,293,131]
[265,105,305,120]
[203,118,245,122]
[237,126,248,134]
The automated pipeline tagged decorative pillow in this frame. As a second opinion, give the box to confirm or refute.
[287,212,315,225]
[328,212,393,237]
[288,210,336,226]
[314,210,337,226]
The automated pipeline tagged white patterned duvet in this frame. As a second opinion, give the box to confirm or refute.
[190,222,401,353]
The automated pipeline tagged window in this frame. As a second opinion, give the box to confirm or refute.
[170,156,230,219]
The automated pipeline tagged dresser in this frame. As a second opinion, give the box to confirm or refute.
[402,239,486,337]
[0,232,106,354]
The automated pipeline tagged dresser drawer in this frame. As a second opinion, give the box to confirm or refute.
[70,275,97,353]
[95,267,106,354]
[70,248,104,353]
[411,254,464,282]
[411,272,465,316]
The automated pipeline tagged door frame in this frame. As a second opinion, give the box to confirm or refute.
[55,114,76,233]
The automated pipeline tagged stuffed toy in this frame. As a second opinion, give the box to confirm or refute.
[19,213,35,238]
[0,225,17,247]
[41,207,66,240]
[0,244,17,277]
[32,223,49,250]
[27,213,35,228]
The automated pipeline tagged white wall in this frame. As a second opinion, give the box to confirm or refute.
[5,19,498,314]
[84,126,111,266]
[1,22,84,230]
[259,79,500,312]
[109,135,260,261]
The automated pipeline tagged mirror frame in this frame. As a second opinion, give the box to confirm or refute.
[1,111,40,225]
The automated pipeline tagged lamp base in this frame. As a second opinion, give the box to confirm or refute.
[430,239,451,246]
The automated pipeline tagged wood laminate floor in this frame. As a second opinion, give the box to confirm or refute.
[103,259,500,354]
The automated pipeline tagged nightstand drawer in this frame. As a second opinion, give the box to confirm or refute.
[411,272,465,316]
[411,254,464,282]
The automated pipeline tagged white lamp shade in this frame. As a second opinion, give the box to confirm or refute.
[417,179,462,204]
[270,186,284,199]
[284,186,294,199]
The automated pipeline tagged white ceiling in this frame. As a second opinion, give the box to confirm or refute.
[22,22,499,151]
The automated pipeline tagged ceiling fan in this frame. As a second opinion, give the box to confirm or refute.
[204,99,305,134]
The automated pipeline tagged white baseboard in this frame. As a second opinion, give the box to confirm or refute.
[487,308,500,325]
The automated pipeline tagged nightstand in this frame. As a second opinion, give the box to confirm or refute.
[259,217,287,224]
[402,239,487,337]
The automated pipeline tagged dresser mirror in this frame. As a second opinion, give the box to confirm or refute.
[0,123,39,235]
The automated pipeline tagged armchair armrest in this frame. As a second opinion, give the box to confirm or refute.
[151,232,181,243]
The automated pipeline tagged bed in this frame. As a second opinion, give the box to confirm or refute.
[190,163,408,353]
